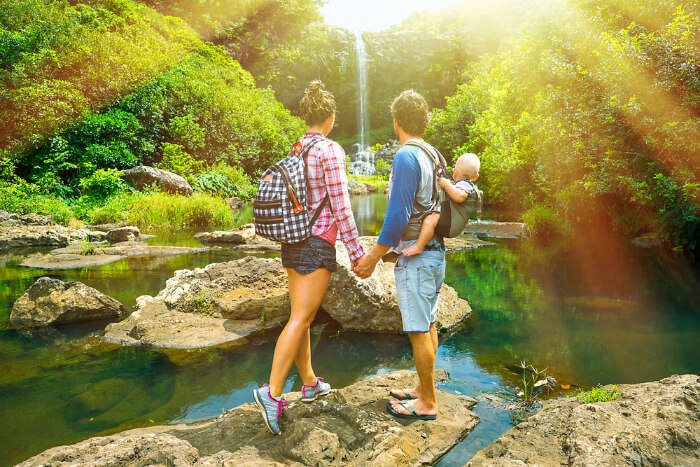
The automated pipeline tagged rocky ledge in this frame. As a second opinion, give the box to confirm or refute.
[462,221,527,239]
[103,244,472,348]
[468,374,700,466]
[20,370,479,466]
[19,241,209,270]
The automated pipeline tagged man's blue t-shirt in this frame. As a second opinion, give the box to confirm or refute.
[377,145,422,247]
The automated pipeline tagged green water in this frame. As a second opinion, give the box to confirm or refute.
[1,194,699,465]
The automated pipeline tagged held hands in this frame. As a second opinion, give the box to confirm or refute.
[352,253,378,279]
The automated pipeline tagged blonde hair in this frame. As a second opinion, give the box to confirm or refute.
[456,153,480,179]
[391,90,430,136]
[299,80,336,126]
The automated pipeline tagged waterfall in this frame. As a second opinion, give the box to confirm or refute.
[355,31,369,150]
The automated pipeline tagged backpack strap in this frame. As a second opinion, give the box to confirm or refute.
[301,138,330,228]
[405,140,448,214]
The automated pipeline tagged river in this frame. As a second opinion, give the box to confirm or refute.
[1,194,698,465]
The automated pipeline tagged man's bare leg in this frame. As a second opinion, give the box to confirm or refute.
[390,329,438,416]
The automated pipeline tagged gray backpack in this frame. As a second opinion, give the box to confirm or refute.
[406,141,483,238]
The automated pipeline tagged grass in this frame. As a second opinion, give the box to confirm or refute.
[125,192,235,231]
[578,384,621,403]
[349,174,389,191]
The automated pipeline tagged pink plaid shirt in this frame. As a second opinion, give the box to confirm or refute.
[301,132,364,261]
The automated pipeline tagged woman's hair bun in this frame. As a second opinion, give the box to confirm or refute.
[300,80,336,126]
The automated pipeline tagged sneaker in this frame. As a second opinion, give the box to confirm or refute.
[253,384,288,435]
[300,377,331,402]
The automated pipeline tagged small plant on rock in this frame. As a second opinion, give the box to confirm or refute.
[79,239,104,256]
[578,384,620,403]
[189,290,216,318]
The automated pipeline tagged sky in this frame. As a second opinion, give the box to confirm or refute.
[320,0,460,32]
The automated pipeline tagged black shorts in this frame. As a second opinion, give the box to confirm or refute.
[281,235,337,274]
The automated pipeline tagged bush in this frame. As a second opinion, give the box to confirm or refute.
[155,143,203,182]
[0,180,75,225]
[192,163,256,199]
[78,168,128,201]
[375,159,391,179]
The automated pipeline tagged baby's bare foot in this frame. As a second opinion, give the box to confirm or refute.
[402,245,423,257]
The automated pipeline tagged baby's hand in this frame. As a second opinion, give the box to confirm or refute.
[438,177,450,188]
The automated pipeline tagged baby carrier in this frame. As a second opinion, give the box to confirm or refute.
[253,138,328,243]
[406,140,483,238]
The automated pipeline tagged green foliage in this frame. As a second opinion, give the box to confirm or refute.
[192,163,256,199]
[155,143,203,182]
[78,168,128,201]
[0,180,74,225]
[375,159,391,179]
[2,0,304,196]
[578,384,620,403]
[427,1,699,258]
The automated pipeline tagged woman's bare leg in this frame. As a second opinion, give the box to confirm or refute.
[268,267,331,398]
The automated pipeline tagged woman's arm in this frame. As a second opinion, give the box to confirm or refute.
[321,142,364,261]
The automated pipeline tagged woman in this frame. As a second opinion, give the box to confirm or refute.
[253,80,365,435]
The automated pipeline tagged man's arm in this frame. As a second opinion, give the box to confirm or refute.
[354,150,420,278]
[439,177,468,203]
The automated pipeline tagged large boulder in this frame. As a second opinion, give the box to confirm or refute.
[19,370,479,467]
[106,225,140,243]
[323,239,472,333]
[10,277,125,325]
[122,165,193,195]
[468,374,700,466]
[103,257,291,348]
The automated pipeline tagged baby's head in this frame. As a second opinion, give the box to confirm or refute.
[454,153,480,181]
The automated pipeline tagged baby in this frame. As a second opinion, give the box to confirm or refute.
[402,152,480,257]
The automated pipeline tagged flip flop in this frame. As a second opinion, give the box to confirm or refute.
[386,400,437,420]
[389,389,417,401]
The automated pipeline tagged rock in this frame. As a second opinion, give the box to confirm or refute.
[19,253,126,270]
[323,237,472,333]
[122,165,193,195]
[106,225,140,243]
[195,223,255,244]
[468,374,700,467]
[444,234,495,250]
[19,242,207,270]
[20,370,479,467]
[0,225,101,249]
[462,221,527,239]
[10,277,125,325]
[226,197,244,210]
[103,257,291,348]
[348,177,369,195]
[632,232,664,248]
[0,210,54,226]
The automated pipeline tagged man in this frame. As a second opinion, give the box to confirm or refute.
[353,90,445,420]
